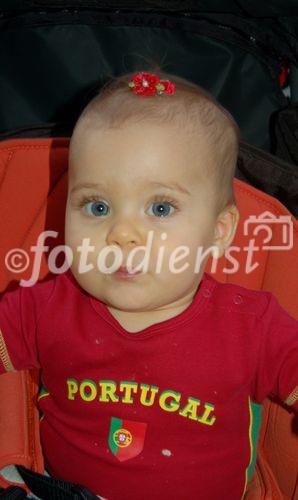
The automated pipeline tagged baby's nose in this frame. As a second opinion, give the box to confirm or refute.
[106,221,141,248]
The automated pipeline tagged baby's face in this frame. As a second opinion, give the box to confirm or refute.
[65,122,220,312]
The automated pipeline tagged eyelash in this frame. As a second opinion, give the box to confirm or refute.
[77,195,105,208]
[151,195,180,211]
[77,194,180,214]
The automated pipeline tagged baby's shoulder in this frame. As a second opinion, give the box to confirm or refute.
[204,273,272,318]
[15,272,57,306]
[15,270,71,306]
[24,270,88,307]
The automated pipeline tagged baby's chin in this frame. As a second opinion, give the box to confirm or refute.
[70,266,196,313]
[85,283,175,315]
[90,287,162,312]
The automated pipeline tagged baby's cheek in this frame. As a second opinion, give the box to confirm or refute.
[71,237,115,273]
[165,235,211,274]
[65,216,95,246]
[64,231,82,256]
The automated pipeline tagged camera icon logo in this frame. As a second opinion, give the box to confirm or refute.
[243,211,293,251]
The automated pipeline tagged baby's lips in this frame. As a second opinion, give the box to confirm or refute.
[118,265,142,274]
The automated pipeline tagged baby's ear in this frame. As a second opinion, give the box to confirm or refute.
[212,204,239,258]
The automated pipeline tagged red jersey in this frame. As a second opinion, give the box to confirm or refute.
[0,270,297,499]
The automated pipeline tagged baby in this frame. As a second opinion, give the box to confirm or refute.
[0,70,297,500]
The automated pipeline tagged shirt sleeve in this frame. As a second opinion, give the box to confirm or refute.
[0,279,55,374]
[252,293,298,412]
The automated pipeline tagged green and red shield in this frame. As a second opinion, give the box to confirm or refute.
[108,417,147,462]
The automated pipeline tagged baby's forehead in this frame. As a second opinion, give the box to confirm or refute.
[68,120,215,191]
[70,117,213,161]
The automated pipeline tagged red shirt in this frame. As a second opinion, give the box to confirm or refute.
[0,270,297,499]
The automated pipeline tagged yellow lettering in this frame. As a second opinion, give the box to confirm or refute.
[120,381,138,403]
[99,380,119,402]
[159,390,181,412]
[179,397,201,421]
[66,377,217,427]
[139,384,159,406]
[79,379,97,402]
[67,378,78,400]
[197,402,216,426]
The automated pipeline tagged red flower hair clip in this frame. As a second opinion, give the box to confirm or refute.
[128,72,175,96]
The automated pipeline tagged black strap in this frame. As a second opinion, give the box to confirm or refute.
[0,486,27,499]
[14,465,99,500]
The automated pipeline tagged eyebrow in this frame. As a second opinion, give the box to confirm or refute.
[147,181,191,196]
[70,181,191,196]
[70,182,105,195]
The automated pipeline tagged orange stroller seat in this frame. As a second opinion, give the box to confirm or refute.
[0,138,297,498]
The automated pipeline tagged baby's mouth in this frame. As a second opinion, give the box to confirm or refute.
[115,266,142,276]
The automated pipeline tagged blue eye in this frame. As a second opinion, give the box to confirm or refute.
[148,201,175,218]
[84,201,109,217]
